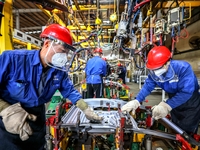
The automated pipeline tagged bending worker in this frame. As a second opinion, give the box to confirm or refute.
[122,46,200,134]
[0,24,102,150]
[85,48,107,98]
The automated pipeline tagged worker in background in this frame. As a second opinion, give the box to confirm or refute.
[85,48,107,98]
[0,24,102,150]
[102,57,111,77]
[122,46,200,135]
[117,63,127,84]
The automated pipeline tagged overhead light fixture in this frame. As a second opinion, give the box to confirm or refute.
[103,20,111,24]
[25,30,41,34]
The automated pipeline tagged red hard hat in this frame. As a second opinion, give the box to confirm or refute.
[40,24,73,46]
[146,46,171,70]
[102,57,107,61]
[94,47,103,54]
[117,63,121,67]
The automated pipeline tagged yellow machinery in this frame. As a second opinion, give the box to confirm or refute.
[0,0,13,53]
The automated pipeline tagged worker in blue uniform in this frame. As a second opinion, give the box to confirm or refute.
[102,57,111,77]
[117,63,127,84]
[0,24,102,150]
[122,46,200,134]
[85,47,107,98]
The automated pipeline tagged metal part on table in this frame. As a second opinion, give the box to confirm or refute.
[61,105,125,129]
[161,117,184,135]
[127,112,176,140]
[161,117,200,146]
[84,98,127,108]
[61,98,177,141]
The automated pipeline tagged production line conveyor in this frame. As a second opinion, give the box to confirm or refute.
[46,98,200,150]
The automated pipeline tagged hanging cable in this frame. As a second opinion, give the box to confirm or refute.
[117,0,119,23]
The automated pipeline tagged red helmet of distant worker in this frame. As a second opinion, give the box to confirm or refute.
[40,24,73,46]
[146,46,171,70]
[117,63,121,67]
[94,47,103,54]
[102,57,107,61]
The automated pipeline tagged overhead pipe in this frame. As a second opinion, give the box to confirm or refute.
[174,48,200,55]
[25,0,69,12]
[12,9,42,13]
[15,11,20,30]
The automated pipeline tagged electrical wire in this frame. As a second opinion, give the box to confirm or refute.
[179,28,189,39]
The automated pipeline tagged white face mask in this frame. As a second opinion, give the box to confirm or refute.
[154,68,167,77]
[51,53,68,68]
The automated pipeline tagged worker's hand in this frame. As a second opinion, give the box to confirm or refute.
[152,101,172,120]
[83,107,103,121]
[0,103,37,141]
[121,99,140,115]
[76,99,103,121]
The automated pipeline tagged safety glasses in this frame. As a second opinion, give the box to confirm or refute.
[148,62,175,82]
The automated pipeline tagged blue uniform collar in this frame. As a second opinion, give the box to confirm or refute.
[31,50,42,66]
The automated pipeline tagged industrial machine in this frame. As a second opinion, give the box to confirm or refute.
[45,98,200,150]
[79,75,132,100]
[103,77,131,100]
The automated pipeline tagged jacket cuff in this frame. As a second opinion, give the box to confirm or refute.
[160,101,172,111]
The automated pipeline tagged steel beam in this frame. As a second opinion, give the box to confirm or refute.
[13,38,40,49]
[21,26,42,30]
[67,25,86,30]
[78,35,111,40]
[67,25,113,30]
[155,1,200,8]
[72,4,124,10]
[36,5,78,41]
[73,0,87,27]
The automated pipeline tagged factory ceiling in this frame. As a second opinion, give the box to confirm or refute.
[12,0,126,42]
[11,0,200,48]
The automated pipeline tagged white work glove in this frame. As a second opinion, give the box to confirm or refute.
[76,99,103,121]
[121,99,140,115]
[152,101,172,120]
[0,103,37,141]
[83,107,103,121]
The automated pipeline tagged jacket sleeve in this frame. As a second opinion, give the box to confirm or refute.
[136,75,157,102]
[166,64,197,109]
[102,61,107,76]
[0,52,11,87]
[59,74,82,104]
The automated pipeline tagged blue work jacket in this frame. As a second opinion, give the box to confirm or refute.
[0,50,82,107]
[136,60,199,109]
[85,56,107,84]
[117,66,126,74]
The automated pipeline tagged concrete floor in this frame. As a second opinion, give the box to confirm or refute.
[125,82,165,106]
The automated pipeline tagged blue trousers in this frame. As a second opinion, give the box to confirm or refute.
[170,91,200,134]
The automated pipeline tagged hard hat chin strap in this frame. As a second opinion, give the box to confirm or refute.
[44,41,54,65]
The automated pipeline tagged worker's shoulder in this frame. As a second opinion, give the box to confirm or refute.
[171,60,191,70]
[171,60,190,66]
[2,49,39,57]
[88,56,104,62]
